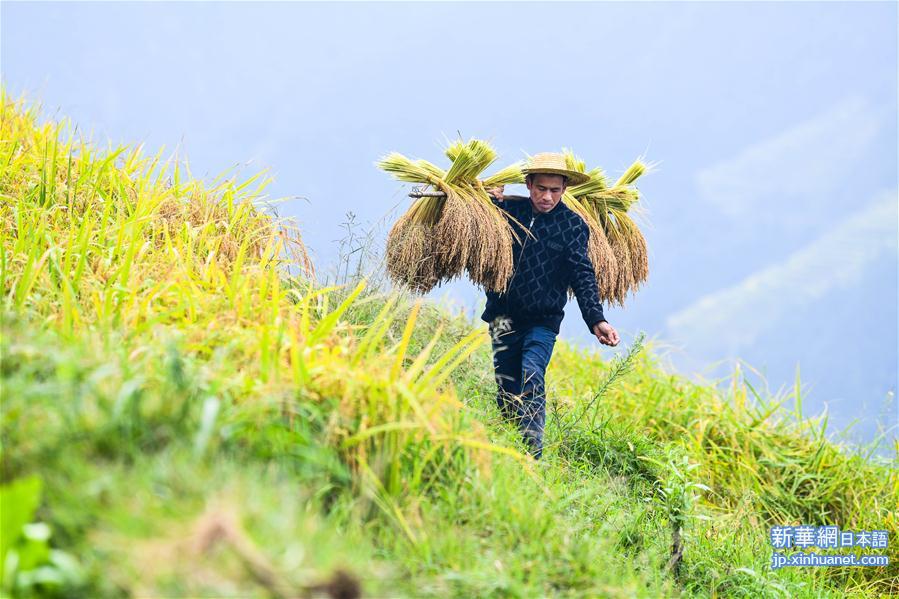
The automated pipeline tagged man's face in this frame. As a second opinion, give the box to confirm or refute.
[526,174,567,213]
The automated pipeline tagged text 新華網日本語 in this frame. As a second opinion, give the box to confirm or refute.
[769,526,889,570]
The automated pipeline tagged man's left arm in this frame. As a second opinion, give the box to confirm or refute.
[567,224,607,334]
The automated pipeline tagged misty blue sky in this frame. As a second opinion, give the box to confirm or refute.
[3,2,896,447]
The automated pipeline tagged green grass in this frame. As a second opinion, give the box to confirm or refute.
[1,88,897,598]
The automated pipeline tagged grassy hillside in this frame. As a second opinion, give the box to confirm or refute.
[1,89,896,598]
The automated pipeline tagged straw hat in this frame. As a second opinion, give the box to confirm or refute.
[522,152,590,186]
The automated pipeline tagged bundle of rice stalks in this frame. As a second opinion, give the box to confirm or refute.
[562,150,653,306]
[558,153,619,303]
[378,139,522,293]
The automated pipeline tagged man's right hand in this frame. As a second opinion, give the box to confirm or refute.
[487,185,505,201]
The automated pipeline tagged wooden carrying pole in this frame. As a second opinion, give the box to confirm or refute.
[408,189,528,201]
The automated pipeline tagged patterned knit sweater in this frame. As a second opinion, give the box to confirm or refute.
[480,196,606,335]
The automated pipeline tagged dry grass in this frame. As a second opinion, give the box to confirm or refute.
[563,150,653,306]
[380,144,652,305]
[379,140,521,293]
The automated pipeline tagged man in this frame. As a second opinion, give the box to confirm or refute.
[484,152,620,460]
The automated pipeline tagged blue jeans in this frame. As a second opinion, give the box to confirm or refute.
[489,320,558,460]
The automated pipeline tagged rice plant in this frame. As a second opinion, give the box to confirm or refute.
[563,149,655,307]
[378,139,522,293]
[379,142,653,306]
[0,88,530,502]
[4,86,896,597]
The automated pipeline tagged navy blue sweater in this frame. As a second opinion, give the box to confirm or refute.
[480,196,607,335]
